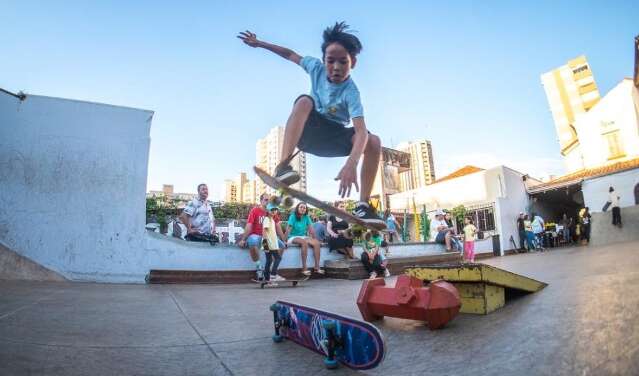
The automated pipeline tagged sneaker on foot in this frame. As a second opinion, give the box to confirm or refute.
[383,269,391,278]
[301,269,311,276]
[272,275,286,282]
[369,271,377,279]
[255,269,264,281]
[274,162,300,186]
[352,202,386,227]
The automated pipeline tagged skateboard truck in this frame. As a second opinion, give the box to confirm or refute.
[322,320,342,369]
[270,303,290,343]
[356,274,461,330]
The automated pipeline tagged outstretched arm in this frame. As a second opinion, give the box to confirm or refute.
[237,30,302,65]
[335,117,367,198]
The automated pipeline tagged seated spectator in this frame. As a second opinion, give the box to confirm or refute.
[312,215,328,243]
[360,231,389,279]
[444,212,458,235]
[371,230,389,257]
[238,193,287,281]
[179,183,218,244]
[430,209,456,251]
[327,201,355,259]
[287,202,323,276]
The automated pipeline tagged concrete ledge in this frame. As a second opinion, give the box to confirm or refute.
[590,205,639,247]
[325,252,461,280]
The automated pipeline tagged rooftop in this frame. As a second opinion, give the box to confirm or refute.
[435,165,485,184]
[528,157,639,193]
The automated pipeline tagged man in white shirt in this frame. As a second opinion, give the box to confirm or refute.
[430,209,455,251]
[609,186,622,228]
[180,183,216,242]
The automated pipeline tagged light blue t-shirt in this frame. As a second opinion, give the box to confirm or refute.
[300,56,364,126]
[288,213,313,237]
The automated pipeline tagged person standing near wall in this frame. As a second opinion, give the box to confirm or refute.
[580,207,592,244]
[517,212,526,251]
[560,213,572,245]
[608,187,622,228]
[238,193,287,280]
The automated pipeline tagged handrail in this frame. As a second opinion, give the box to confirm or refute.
[0,88,26,100]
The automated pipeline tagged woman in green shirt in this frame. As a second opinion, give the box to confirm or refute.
[287,202,323,276]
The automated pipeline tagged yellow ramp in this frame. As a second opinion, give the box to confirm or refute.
[405,263,547,314]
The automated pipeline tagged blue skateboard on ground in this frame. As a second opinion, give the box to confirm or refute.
[270,300,386,370]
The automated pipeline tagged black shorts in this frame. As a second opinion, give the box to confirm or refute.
[295,95,358,157]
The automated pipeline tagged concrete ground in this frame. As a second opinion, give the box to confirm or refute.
[1,241,638,376]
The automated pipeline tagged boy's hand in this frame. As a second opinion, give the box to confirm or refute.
[335,162,359,198]
[237,31,260,47]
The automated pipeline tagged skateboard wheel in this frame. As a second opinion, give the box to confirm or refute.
[269,303,279,312]
[323,358,338,369]
[281,195,294,208]
[272,334,283,343]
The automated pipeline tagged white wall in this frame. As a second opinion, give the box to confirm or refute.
[389,170,488,211]
[574,80,639,168]
[495,167,531,253]
[388,166,532,254]
[582,168,639,213]
[0,93,153,281]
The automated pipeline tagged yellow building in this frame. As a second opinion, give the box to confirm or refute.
[255,126,307,196]
[225,173,257,204]
[541,55,601,172]
[396,140,436,191]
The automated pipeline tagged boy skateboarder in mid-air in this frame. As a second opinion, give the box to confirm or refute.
[238,22,385,227]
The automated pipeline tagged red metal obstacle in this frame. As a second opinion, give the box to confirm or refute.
[356,275,461,330]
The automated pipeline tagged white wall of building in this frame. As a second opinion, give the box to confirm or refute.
[574,80,639,168]
[389,170,489,211]
[582,168,639,213]
[0,93,153,281]
[389,166,531,254]
[495,167,532,253]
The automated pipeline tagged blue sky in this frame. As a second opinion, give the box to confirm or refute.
[2,1,637,200]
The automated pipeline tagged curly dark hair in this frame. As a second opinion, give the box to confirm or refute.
[321,21,363,59]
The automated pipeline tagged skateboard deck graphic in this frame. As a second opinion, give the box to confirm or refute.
[254,166,386,231]
[270,300,385,370]
[252,277,309,288]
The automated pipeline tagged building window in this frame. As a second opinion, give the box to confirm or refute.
[604,131,625,160]
[461,206,496,233]
[572,65,588,74]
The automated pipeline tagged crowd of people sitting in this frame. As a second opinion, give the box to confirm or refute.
[231,192,397,284]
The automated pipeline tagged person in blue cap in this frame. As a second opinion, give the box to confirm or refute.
[262,203,286,284]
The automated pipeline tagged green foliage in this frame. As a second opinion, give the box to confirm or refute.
[213,202,253,220]
[421,209,431,241]
[146,194,176,225]
[451,205,467,226]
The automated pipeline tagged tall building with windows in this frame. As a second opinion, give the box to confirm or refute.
[396,140,436,191]
[225,172,257,203]
[542,52,639,172]
[541,55,601,172]
[256,126,307,196]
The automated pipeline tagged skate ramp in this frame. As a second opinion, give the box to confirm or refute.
[0,241,66,281]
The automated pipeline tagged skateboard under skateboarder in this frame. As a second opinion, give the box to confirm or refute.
[238,22,385,228]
